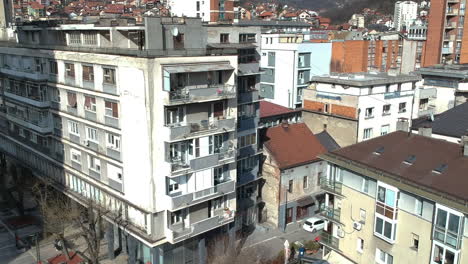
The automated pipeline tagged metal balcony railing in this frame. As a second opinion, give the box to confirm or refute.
[167,117,236,141]
[320,206,341,223]
[320,176,342,195]
[168,84,236,104]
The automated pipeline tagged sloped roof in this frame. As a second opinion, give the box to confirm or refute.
[265,123,328,169]
[327,131,468,201]
[412,102,468,138]
[316,130,340,152]
[260,101,297,118]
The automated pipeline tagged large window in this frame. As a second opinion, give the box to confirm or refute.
[103,68,116,85]
[220,33,230,43]
[67,92,77,109]
[374,183,398,243]
[434,205,463,249]
[238,156,257,172]
[105,101,119,118]
[107,133,121,150]
[363,128,373,140]
[239,33,256,43]
[88,155,101,172]
[239,133,256,148]
[84,96,96,112]
[82,65,94,82]
[375,248,393,264]
[65,63,75,78]
[86,126,98,142]
[68,120,79,135]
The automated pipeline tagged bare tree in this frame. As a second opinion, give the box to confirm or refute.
[32,180,110,264]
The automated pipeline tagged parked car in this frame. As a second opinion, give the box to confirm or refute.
[302,217,326,233]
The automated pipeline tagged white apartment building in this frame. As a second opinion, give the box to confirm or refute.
[394,1,418,32]
[260,33,332,108]
[0,17,240,264]
[167,0,237,23]
[302,72,421,147]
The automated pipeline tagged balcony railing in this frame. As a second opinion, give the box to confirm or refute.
[418,106,436,117]
[446,9,459,15]
[169,180,236,210]
[170,148,236,174]
[168,210,235,243]
[419,88,437,99]
[442,46,454,54]
[167,84,236,105]
[320,176,342,195]
[317,231,340,250]
[167,117,236,141]
[238,90,259,104]
[320,206,341,223]
[4,91,50,108]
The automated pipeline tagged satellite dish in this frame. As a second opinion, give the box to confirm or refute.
[171,27,179,36]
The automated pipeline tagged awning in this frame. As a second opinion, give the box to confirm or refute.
[163,62,234,73]
[296,196,315,207]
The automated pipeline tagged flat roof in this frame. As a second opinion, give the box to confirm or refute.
[311,72,421,87]
[417,64,468,79]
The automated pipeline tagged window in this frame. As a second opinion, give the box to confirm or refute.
[238,156,256,172]
[67,92,77,108]
[65,63,75,78]
[49,61,58,75]
[365,107,374,118]
[360,209,366,223]
[419,98,429,110]
[412,233,419,250]
[434,206,463,249]
[239,33,256,43]
[220,33,229,43]
[19,128,25,137]
[239,133,256,148]
[303,176,308,189]
[173,33,184,49]
[107,163,122,182]
[70,149,81,163]
[214,166,227,185]
[68,120,79,135]
[84,96,96,112]
[35,58,43,73]
[82,32,97,45]
[171,210,182,224]
[107,133,121,150]
[168,178,179,193]
[382,104,391,115]
[212,196,225,210]
[375,248,393,264]
[103,68,116,85]
[86,126,98,142]
[399,102,407,113]
[375,184,398,242]
[363,128,373,140]
[105,101,119,118]
[88,155,101,172]
[196,1,200,11]
[381,125,390,136]
[82,65,94,82]
[324,103,330,113]
[288,180,293,193]
[68,32,81,45]
[432,243,457,264]
[357,238,364,253]
[31,133,37,143]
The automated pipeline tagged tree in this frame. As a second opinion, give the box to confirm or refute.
[32,180,109,264]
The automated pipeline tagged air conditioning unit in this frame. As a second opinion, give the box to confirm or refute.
[353,221,362,231]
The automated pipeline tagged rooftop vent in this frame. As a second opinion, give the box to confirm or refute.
[374,146,385,155]
[432,164,448,174]
[403,155,416,165]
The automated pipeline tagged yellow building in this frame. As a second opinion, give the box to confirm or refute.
[317,131,468,264]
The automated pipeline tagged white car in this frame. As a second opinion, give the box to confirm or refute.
[302,217,326,233]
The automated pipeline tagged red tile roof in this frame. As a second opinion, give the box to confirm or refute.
[260,101,297,118]
[47,252,84,264]
[29,2,45,9]
[258,11,273,17]
[265,123,327,169]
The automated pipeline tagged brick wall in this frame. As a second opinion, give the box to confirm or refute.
[460,7,468,63]
[331,41,368,73]
[331,104,358,119]
[423,0,445,66]
[304,100,325,112]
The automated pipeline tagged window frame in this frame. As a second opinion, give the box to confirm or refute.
[86,126,98,142]
[103,67,116,85]
[70,148,82,164]
[65,63,75,78]
[82,65,94,82]
[68,120,79,135]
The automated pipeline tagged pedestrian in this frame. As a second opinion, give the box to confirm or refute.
[289,246,296,260]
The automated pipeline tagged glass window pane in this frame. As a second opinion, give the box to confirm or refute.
[378,186,386,203]
[376,217,383,234]
[448,214,460,234]
[384,221,392,239]
[387,254,393,264]
[445,249,455,264]
[433,245,443,263]
[385,189,396,207]
[436,209,448,228]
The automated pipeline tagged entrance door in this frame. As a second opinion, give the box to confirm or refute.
[286,208,293,224]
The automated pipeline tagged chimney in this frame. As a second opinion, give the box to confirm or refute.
[396,118,409,132]
[418,126,432,137]
[462,135,468,157]
[281,120,289,129]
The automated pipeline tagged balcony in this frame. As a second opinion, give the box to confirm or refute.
[320,176,342,195]
[5,115,52,134]
[166,84,236,105]
[238,144,258,157]
[319,206,341,224]
[442,46,454,54]
[4,92,50,108]
[317,230,340,250]
[448,0,459,3]
[444,34,456,41]
[238,117,259,131]
[238,62,261,76]
[446,9,458,16]
[0,67,48,80]
[237,166,259,186]
[238,90,259,104]
[445,22,457,29]
[169,180,235,210]
[167,210,235,244]
[166,118,236,141]
[418,106,436,117]
[170,148,236,175]
[419,88,437,99]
